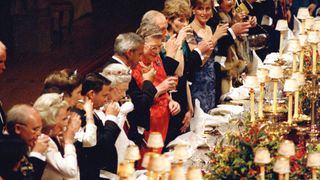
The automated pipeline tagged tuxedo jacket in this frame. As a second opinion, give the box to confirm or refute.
[77,111,120,179]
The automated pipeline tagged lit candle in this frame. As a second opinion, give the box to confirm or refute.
[273,80,278,115]
[307,31,320,75]
[278,140,295,157]
[273,157,290,180]
[307,152,320,180]
[147,132,164,153]
[254,147,271,180]
[257,68,268,119]
[276,20,288,58]
[244,76,259,122]
[292,72,305,119]
[287,38,301,72]
[284,79,298,125]
[298,34,307,73]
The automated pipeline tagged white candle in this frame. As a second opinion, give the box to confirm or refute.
[272,80,278,114]
[312,44,317,75]
[250,88,255,122]
[258,83,265,119]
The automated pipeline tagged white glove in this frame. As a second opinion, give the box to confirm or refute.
[119,102,134,115]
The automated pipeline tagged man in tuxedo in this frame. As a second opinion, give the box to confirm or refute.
[6,104,49,179]
[0,41,7,134]
[80,73,121,179]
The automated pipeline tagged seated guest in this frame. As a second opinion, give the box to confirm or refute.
[100,63,135,165]
[6,104,49,179]
[134,23,181,157]
[80,73,121,179]
[0,135,29,179]
[33,93,81,180]
[0,41,7,134]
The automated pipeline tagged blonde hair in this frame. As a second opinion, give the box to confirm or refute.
[100,64,131,87]
[33,93,69,127]
[163,0,192,21]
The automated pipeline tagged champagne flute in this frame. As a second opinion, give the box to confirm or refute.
[168,76,178,98]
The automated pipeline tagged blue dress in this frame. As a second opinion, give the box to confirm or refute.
[190,34,216,113]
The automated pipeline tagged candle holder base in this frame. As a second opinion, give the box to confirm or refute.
[309,124,319,144]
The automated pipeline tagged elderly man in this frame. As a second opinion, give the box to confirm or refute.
[6,104,49,179]
[0,41,7,134]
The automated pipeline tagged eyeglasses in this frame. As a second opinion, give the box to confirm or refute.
[145,43,163,52]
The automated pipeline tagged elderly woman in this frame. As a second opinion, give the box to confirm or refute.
[134,23,181,158]
[33,93,81,180]
[100,63,135,165]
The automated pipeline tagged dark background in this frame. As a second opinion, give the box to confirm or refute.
[0,0,163,110]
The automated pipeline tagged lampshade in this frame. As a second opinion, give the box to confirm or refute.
[284,79,299,92]
[124,144,141,161]
[268,65,283,79]
[187,167,203,180]
[273,157,290,174]
[162,155,172,172]
[312,18,320,31]
[298,34,308,47]
[257,68,269,83]
[254,147,271,164]
[147,132,164,148]
[173,144,191,162]
[307,152,320,167]
[297,7,310,20]
[278,140,295,157]
[117,161,135,178]
[291,72,305,86]
[305,17,315,30]
[307,31,320,44]
[148,154,164,172]
[142,152,157,169]
[169,166,186,180]
[275,19,288,31]
[287,38,301,53]
[244,76,259,88]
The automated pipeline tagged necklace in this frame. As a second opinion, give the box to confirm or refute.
[191,20,212,41]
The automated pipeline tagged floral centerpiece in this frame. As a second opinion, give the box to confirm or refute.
[204,121,310,179]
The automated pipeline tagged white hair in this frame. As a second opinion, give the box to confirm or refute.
[0,41,6,50]
[33,93,69,127]
[141,10,166,25]
[100,64,131,87]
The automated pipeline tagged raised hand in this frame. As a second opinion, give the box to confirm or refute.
[63,113,81,144]
[32,134,49,154]
[230,22,251,36]
[212,23,229,43]
[105,102,120,117]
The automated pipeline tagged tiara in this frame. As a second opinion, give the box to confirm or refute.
[101,69,131,76]
[69,69,78,80]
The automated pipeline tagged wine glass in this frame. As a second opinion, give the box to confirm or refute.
[168,76,178,98]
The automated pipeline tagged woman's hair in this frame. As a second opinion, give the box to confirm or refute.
[43,69,81,96]
[100,64,131,88]
[114,32,144,56]
[33,93,69,127]
[163,0,192,21]
[136,23,163,40]
[191,0,214,9]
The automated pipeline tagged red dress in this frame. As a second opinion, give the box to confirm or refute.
[131,55,170,155]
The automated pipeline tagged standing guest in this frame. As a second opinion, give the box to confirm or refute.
[6,104,49,179]
[134,23,180,156]
[80,73,120,179]
[0,41,7,134]
[103,32,174,149]
[100,63,135,165]
[162,0,216,147]
[33,93,81,180]
[189,0,228,112]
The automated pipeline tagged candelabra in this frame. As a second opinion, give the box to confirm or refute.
[309,75,319,143]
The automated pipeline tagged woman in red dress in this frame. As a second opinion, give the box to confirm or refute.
[132,23,181,157]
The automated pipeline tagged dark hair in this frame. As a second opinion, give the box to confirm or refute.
[81,72,111,96]
[0,135,28,178]
[43,69,82,96]
[191,0,213,9]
